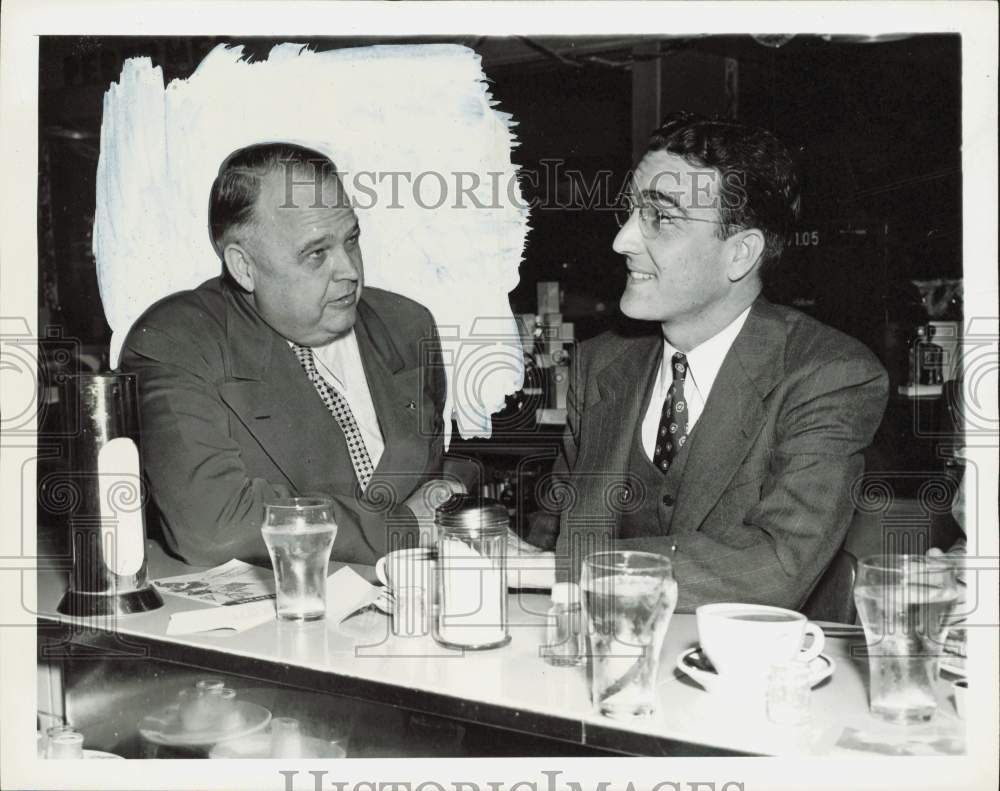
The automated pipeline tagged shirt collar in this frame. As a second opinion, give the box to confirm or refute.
[660,305,752,398]
[286,329,359,384]
[285,328,357,353]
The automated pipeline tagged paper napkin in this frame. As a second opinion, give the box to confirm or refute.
[166,600,276,635]
[165,566,386,635]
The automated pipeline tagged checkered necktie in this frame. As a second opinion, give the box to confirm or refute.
[291,343,374,490]
[651,353,689,474]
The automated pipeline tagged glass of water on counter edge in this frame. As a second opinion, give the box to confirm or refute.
[854,554,959,724]
[261,496,338,621]
[581,551,678,720]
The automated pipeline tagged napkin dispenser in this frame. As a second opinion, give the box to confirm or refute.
[57,373,163,616]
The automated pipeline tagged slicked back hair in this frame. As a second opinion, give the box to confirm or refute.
[208,142,338,254]
[645,111,800,278]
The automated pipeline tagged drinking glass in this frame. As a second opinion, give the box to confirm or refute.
[766,659,812,725]
[854,554,959,724]
[47,729,84,759]
[581,551,678,719]
[44,724,79,758]
[261,497,338,621]
[270,717,303,758]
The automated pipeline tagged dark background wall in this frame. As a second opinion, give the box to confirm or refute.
[35,33,967,528]
[38,34,962,363]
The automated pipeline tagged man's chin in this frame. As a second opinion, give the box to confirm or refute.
[295,313,358,346]
[323,302,359,328]
[620,295,666,324]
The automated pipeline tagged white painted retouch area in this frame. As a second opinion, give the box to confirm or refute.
[94,43,530,442]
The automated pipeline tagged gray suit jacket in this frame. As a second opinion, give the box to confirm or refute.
[121,278,445,567]
[551,297,889,612]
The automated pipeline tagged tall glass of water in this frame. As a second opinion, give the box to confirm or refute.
[581,551,677,719]
[261,497,338,621]
[854,554,958,724]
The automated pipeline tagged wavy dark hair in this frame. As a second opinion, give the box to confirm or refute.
[208,142,338,254]
[645,111,800,278]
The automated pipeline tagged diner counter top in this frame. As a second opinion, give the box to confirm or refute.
[36,542,965,757]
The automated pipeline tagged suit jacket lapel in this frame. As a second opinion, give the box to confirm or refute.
[669,297,787,534]
[354,300,429,502]
[217,285,354,494]
[587,334,662,531]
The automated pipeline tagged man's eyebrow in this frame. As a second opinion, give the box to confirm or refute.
[640,188,687,215]
[297,233,333,256]
[297,224,359,255]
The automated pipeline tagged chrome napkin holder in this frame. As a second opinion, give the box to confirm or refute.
[56,373,163,616]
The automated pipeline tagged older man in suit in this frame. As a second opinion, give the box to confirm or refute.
[520,113,888,613]
[122,143,461,567]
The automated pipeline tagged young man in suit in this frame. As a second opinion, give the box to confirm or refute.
[520,113,889,612]
[121,143,461,567]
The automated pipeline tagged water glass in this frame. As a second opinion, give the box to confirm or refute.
[44,724,79,758]
[766,659,812,724]
[178,683,239,732]
[854,554,958,724]
[212,687,240,730]
[47,729,84,759]
[270,717,304,758]
[581,551,678,719]
[261,497,338,621]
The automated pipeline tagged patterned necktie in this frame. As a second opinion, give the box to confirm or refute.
[290,343,375,490]
[651,352,689,474]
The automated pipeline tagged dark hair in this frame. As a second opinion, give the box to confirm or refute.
[645,111,800,277]
[208,142,338,254]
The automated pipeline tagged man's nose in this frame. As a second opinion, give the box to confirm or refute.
[612,210,643,256]
[330,247,360,280]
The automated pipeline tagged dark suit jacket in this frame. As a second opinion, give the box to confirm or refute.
[120,277,445,567]
[551,297,889,612]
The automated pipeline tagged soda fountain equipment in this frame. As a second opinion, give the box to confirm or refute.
[56,373,163,616]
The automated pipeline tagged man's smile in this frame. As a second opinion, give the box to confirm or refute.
[627,269,656,282]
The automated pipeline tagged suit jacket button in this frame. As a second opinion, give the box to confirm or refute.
[662,494,674,507]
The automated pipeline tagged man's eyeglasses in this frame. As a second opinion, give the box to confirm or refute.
[613,196,725,239]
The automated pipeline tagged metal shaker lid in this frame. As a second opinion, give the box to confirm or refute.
[434,493,508,534]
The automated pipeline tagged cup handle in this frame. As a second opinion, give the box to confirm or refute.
[375,557,388,587]
[800,622,825,662]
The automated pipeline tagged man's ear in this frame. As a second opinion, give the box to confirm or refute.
[223,243,255,293]
[726,228,766,282]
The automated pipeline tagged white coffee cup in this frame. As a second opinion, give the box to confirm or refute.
[375,547,437,603]
[696,603,825,684]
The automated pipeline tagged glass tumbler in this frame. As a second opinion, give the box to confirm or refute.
[261,496,338,621]
[854,554,959,724]
[581,551,678,719]
[47,729,84,759]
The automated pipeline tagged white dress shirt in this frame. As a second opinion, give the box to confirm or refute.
[291,330,385,468]
[640,306,752,462]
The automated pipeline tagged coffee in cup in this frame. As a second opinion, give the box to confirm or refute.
[696,602,825,685]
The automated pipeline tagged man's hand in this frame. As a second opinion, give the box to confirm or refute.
[928,541,967,603]
[506,526,555,589]
[506,526,545,555]
[403,478,467,546]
